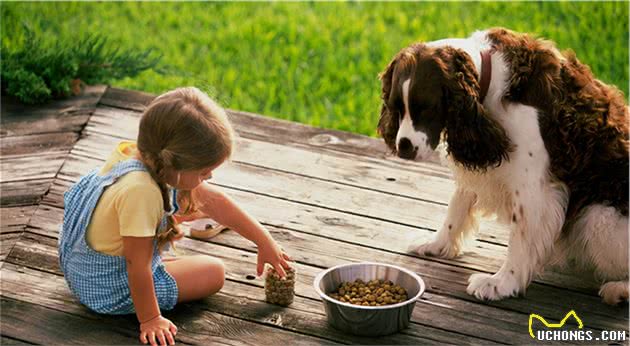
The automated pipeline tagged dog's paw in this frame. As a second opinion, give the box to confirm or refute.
[409,237,461,259]
[599,281,629,305]
[466,273,520,301]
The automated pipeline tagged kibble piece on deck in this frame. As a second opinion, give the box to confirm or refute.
[264,266,296,306]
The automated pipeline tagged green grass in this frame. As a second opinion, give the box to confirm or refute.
[2,2,628,136]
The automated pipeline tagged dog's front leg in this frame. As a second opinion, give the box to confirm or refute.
[411,188,478,259]
[466,183,567,300]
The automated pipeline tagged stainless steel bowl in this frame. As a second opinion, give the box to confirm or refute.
[313,262,425,336]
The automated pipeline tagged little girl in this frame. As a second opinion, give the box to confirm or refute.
[58,87,291,346]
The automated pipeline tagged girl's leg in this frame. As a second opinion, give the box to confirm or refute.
[164,255,225,302]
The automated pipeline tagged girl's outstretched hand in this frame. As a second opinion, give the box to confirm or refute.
[140,315,177,346]
[256,239,292,278]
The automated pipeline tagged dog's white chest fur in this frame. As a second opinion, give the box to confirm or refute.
[440,42,557,224]
[446,104,555,224]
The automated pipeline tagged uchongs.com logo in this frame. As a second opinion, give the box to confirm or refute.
[528,310,627,342]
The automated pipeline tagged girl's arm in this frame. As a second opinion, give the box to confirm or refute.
[123,236,177,346]
[123,236,161,322]
[187,182,291,277]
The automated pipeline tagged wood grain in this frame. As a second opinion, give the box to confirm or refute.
[0,179,51,207]
[2,260,441,345]
[1,85,106,138]
[1,241,512,344]
[1,132,78,157]
[3,86,628,345]
[93,89,447,171]
[58,138,602,293]
[14,225,626,335]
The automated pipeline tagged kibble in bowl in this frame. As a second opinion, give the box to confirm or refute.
[313,262,425,336]
[328,278,408,306]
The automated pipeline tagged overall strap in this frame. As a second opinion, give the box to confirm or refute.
[59,158,150,265]
[108,159,148,179]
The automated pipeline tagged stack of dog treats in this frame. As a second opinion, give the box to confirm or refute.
[264,265,296,306]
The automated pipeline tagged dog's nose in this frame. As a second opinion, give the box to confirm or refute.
[397,137,417,160]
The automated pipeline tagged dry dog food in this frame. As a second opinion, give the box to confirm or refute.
[265,266,296,306]
[328,279,408,306]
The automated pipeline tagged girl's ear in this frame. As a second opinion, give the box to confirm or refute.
[377,56,399,151]
[435,47,512,171]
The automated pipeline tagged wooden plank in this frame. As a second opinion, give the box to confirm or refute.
[96,88,443,166]
[1,295,332,346]
[86,105,451,178]
[0,335,34,345]
[3,226,551,346]
[0,85,106,137]
[0,297,140,345]
[161,237,630,333]
[58,144,599,293]
[1,205,37,263]
[49,158,599,295]
[1,263,452,345]
[2,238,523,344]
[1,233,22,263]
[68,138,459,237]
[97,87,153,111]
[211,163,506,243]
[206,284,465,345]
[57,154,100,182]
[229,108,441,166]
[1,205,37,230]
[82,124,453,202]
[39,180,66,208]
[68,132,509,246]
[77,114,505,254]
[0,111,89,137]
[5,233,618,344]
[0,179,50,207]
[20,213,627,334]
[1,154,66,183]
[34,86,628,340]
[0,132,78,157]
[65,133,614,295]
[39,180,580,301]
[51,160,512,282]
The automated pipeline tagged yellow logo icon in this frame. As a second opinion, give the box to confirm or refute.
[528,310,584,339]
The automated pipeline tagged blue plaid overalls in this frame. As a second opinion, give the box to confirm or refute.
[58,159,179,314]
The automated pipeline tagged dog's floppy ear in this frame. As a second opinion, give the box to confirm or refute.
[435,47,512,171]
[377,56,399,151]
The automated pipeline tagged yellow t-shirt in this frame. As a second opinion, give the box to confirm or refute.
[85,141,164,256]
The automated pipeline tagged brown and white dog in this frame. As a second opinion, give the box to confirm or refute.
[377,28,628,304]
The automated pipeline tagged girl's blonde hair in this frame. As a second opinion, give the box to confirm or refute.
[137,87,235,250]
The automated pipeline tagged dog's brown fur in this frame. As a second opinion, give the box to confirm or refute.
[486,28,629,219]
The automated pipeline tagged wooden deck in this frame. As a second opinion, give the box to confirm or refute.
[1,86,628,345]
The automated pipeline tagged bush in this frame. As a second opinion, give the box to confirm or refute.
[1,24,163,104]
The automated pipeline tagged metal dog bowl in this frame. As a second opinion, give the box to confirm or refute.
[313,262,425,336]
